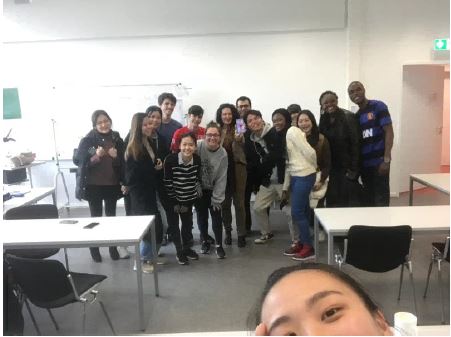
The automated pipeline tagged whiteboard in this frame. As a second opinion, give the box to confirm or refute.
[1,84,188,160]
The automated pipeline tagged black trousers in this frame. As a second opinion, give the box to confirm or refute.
[244,180,253,232]
[159,195,193,253]
[326,168,362,207]
[86,185,119,254]
[196,190,223,246]
[361,166,390,207]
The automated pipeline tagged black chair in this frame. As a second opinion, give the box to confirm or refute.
[6,254,116,335]
[423,236,449,324]
[4,204,60,259]
[335,225,418,315]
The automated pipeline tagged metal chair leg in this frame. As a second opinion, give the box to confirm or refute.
[398,263,405,301]
[99,300,117,335]
[423,258,434,298]
[24,299,41,335]
[407,261,418,317]
[437,259,445,324]
[46,309,60,331]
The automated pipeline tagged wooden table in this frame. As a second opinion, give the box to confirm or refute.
[3,215,157,331]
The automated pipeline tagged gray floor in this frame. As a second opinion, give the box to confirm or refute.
[19,188,450,335]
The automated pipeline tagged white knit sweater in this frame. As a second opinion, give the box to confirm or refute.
[283,126,318,191]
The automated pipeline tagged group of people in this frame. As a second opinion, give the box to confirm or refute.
[74,81,394,270]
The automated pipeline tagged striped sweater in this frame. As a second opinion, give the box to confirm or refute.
[163,152,201,205]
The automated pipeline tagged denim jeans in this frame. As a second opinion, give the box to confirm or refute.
[140,240,153,261]
[290,174,316,246]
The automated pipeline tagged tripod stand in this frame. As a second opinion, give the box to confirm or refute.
[51,119,71,216]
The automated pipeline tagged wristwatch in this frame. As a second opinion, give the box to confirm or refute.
[383,157,391,163]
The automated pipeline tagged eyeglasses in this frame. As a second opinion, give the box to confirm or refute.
[206,133,220,138]
[96,119,111,126]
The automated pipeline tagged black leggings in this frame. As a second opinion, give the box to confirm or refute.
[196,190,223,246]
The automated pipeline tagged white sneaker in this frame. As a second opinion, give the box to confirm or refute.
[133,261,154,274]
[117,246,130,259]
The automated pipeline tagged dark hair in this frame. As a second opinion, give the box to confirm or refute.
[216,103,239,127]
[188,105,204,117]
[157,92,177,106]
[319,90,339,105]
[297,109,320,147]
[248,263,380,329]
[145,105,162,116]
[205,120,221,134]
[287,104,302,114]
[271,108,291,131]
[244,109,262,124]
[235,96,252,107]
[91,110,112,128]
[348,80,365,89]
[179,131,197,145]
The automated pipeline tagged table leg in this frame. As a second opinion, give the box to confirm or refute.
[328,233,334,265]
[27,167,33,188]
[149,218,159,297]
[409,177,414,206]
[314,213,319,261]
[134,244,145,331]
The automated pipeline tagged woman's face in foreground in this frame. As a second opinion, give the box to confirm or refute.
[259,270,392,336]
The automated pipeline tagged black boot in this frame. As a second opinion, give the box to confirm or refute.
[238,236,247,248]
[224,231,232,246]
[109,246,120,260]
[90,247,102,262]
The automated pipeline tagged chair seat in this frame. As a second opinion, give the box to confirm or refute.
[432,242,445,254]
[33,272,107,309]
[5,248,60,259]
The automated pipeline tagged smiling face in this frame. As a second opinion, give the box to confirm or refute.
[261,270,391,336]
[221,107,233,126]
[348,82,367,106]
[161,98,176,121]
[179,135,196,159]
[297,113,313,135]
[95,114,112,134]
[141,116,153,137]
[148,110,162,130]
[321,93,339,114]
[272,113,287,132]
[188,113,203,130]
[247,113,264,134]
[205,126,221,150]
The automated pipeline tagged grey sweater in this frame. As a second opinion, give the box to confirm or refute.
[197,140,228,205]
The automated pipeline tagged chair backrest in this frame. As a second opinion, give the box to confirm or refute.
[445,237,450,263]
[4,204,60,259]
[346,225,412,273]
[6,254,74,309]
[4,204,58,220]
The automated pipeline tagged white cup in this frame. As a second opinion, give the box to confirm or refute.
[394,312,417,336]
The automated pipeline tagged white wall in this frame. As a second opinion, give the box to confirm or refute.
[348,0,450,194]
[442,70,450,166]
[399,65,445,192]
[2,0,450,205]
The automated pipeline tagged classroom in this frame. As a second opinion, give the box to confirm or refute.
[3,0,450,335]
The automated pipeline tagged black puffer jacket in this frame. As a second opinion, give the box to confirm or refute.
[73,129,125,200]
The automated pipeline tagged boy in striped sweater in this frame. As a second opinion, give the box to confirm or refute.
[164,132,202,264]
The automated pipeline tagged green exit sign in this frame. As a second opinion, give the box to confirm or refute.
[434,38,449,51]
